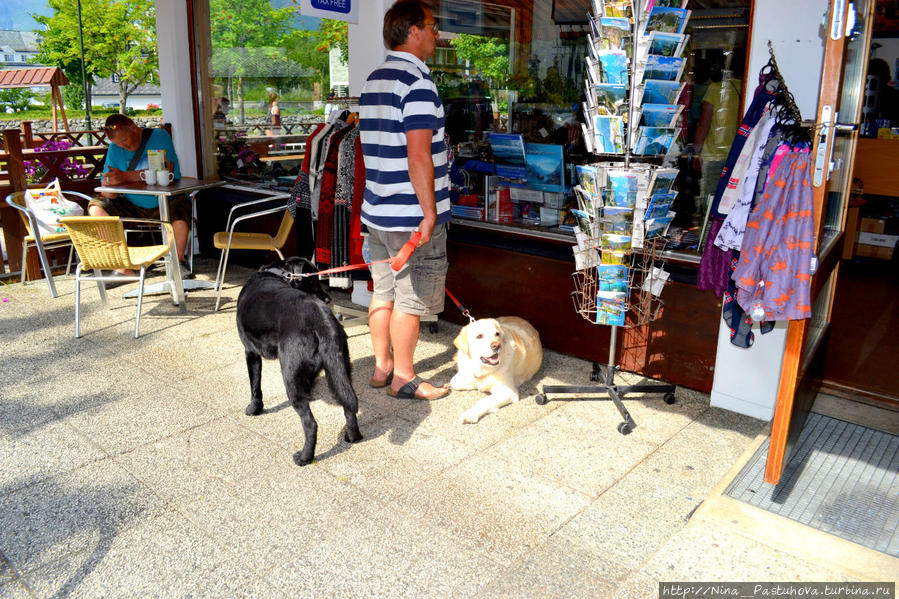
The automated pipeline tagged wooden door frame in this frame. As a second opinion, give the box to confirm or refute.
[765,0,872,484]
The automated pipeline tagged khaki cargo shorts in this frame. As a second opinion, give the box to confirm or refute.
[368,223,448,316]
[88,195,191,224]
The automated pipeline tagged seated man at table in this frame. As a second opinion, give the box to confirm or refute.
[88,113,193,279]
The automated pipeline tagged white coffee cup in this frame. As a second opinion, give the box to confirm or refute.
[140,169,157,185]
[156,170,174,187]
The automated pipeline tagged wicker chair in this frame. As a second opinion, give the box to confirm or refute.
[59,216,175,339]
[212,193,292,311]
[5,190,93,298]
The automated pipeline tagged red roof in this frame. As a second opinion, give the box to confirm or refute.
[0,67,69,89]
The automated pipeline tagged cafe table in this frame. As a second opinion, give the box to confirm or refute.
[94,177,225,308]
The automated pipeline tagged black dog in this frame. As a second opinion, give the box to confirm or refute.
[236,257,363,465]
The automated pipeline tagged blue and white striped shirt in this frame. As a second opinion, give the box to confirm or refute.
[359,51,451,231]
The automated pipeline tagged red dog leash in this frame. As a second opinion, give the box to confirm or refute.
[294,232,423,278]
[445,288,476,323]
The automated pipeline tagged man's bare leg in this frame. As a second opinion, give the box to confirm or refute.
[369,298,394,384]
[388,309,446,398]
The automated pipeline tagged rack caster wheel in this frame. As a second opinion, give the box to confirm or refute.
[664,392,676,405]
[617,421,632,435]
[535,394,547,405]
[428,322,439,334]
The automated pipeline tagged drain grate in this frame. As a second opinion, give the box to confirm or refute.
[725,412,899,557]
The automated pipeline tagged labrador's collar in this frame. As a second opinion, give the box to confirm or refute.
[261,266,315,282]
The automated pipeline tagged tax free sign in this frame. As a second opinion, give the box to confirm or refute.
[299,0,358,23]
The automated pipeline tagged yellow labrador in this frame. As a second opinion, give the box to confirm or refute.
[450,316,543,424]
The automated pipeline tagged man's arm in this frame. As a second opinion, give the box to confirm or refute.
[407,128,437,244]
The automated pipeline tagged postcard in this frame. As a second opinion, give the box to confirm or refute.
[573,245,601,271]
[596,299,626,326]
[605,169,638,207]
[574,185,596,219]
[599,17,631,52]
[644,55,686,81]
[570,208,595,237]
[647,31,687,57]
[600,249,629,266]
[580,122,596,154]
[488,133,528,181]
[576,165,601,200]
[641,265,670,296]
[587,33,599,62]
[601,0,633,20]
[633,127,675,155]
[644,192,676,219]
[642,80,684,104]
[594,115,625,154]
[594,83,628,115]
[597,264,629,291]
[638,103,682,127]
[645,214,674,238]
[525,143,565,193]
[597,50,629,84]
[602,233,632,251]
[642,6,689,35]
[601,205,634,233]
[648,167,678,196]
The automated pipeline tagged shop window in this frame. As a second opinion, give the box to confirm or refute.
[203,1,348,186]
[426,0,751,257]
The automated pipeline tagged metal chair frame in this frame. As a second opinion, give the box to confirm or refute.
[212,193,292,311]
[5,190,93,298]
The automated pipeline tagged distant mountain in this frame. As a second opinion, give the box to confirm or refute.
[0,0,50,31]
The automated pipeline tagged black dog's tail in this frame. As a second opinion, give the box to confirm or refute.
[320,325,358,413]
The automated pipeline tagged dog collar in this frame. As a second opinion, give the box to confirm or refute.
[262,266,313,281]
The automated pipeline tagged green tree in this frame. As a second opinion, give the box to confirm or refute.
[32,0,158,113]
[210,0,294,122]
[449,34,510,86]
[0,88,35,112]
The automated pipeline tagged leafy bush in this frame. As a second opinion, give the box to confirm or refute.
[0,88,35,113]
[24,140,92,184]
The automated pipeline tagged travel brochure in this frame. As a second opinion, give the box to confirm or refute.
[487,133,527,181]
[524,143,565,193]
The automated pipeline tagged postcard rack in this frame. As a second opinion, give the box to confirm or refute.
[536,0,686,435]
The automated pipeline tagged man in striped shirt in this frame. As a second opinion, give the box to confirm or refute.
[360,0,452,401]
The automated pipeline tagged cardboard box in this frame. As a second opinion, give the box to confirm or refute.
[857,232,899,248]
[859,217,885,234]
[856,243,894,260]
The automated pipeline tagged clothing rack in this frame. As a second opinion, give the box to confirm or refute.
[764,42,803,124]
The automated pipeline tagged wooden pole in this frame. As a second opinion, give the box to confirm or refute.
[1,129,39,279]
[54,84,70,132]
[20,121,35,148]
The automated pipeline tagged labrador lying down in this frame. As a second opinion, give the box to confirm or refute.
[450,316,543,424]
[236,257,362,465]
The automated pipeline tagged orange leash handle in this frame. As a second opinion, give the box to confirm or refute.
[390,231,422,271]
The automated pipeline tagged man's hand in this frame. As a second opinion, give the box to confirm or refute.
[416,215,436,246]
[103,167,128,186]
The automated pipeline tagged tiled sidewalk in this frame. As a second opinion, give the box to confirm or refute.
[1,258,893,598]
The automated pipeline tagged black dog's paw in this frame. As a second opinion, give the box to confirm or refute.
[293,451,313,466]
[245,401,264,416]
[345,428,363,444]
